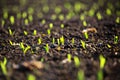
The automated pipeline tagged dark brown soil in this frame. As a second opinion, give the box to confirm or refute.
[0,0,120,80]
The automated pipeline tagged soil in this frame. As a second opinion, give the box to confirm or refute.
[0,0,120,80]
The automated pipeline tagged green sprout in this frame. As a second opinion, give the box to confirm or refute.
[96,12,102,20]
[80,14,85,21]
[57,39,60,45]
[88,8,95,17]
[67,53,72,62]
[84,32,88,39]
[55,6,61,14]
[58,14,64,21]
[80,40,86,49]
[1,19,5,27]
[60,24,64,28]
[74,56,80,67]
[28,7,34,15]
[33,30,37,36]
[38,38,42,44]
[17,12,21,19]
[24,18,29,25]
[52,37,55,44]
[83,20,87,27]
[74,2,81,12]
[28,15,33,22]
[106,8,112,15]
[19,42,31,54]
[47,29,51,35]
[27,74,36,80]
[43,5,49,13]
[8,27,14,36]
[77,70,85,80]
[71,38,75,45]
[99,55,106,69]
[107,44,111,48]
[24,30,28,35]
[51,14,57,20]
[114,35,119,44]
[97,69,103,80]
[49,23,53,29]
[40,58,44,62]
[41,19,46,25]
[116,17,120,23]
[44,44,49,53]
[10,16,15,25]
[60,36,65,45]
[0,57,7,75]
[22,12,27,18]
[9,40,13,45]
[3,10,8,19]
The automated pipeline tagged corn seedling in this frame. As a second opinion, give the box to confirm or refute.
[22,12,27,18]
[55,6,61,14]
[52,37,55,44]
[83,20,87,27]
[60,36,65,45]
[28,7,34,15]
[19,42,31,54]
[41,19,46,25]
[67,53,72,62]
[1,19,5,27]
[114,35,119,44]
[24,30,28,35]
[47,29,51,36]
[99,55,106,69]
[40,58,44,62]
[51,14,57,20]
[49,23,53,29]
[60,23,64,28]
[74,2,81,13]
[3,11,8,19]
[77,70,85,80]
[74,56,80,67]
[59,14,64,21]
[107,44,111,48]
[17,12,21,19]
[0,57,7,75]
[106,8,112,15]
[9,40,13,45]
[96,12,102,20]
[44,44,49,53]
[25,18,29,25]
[33,30,37,36]
[10,16,15,25]
[71,38,75,45]
[80,40,86,49]
[38,38,42,44]
[8,27,14,36]
[97,69,103,80]
[80,14,85,21]
[27,74,36,80]
[84,32,88,39]
[28,15,33,22]
[43,5,49,13]
[57,39,60,45]
[115,17,120,23]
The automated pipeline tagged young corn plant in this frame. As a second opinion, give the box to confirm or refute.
[33,30,37,36]
[49,23,53,29]
[24,18,29,25]
[60,36,65,45]
[80,40,86,49]
[44,44,49,53]
[71,38,75,46]
[77,70,85,80]
[10,16,15,25]
[83,20,87,27]
[84,32,88,39]
[8,27,15,36]
[114,35,119,44]
[19,42,31,54]
[52,37,55,44]
[0,57,7,75]
[24,30,28,35]
[67,53,72,62]
[27,74,36,80]
[57,39,60,45]
[60,23,64,28]
[47,29,51,36]
[1,19,5,27]
[38,38,42,45]
[74,56,80,68]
